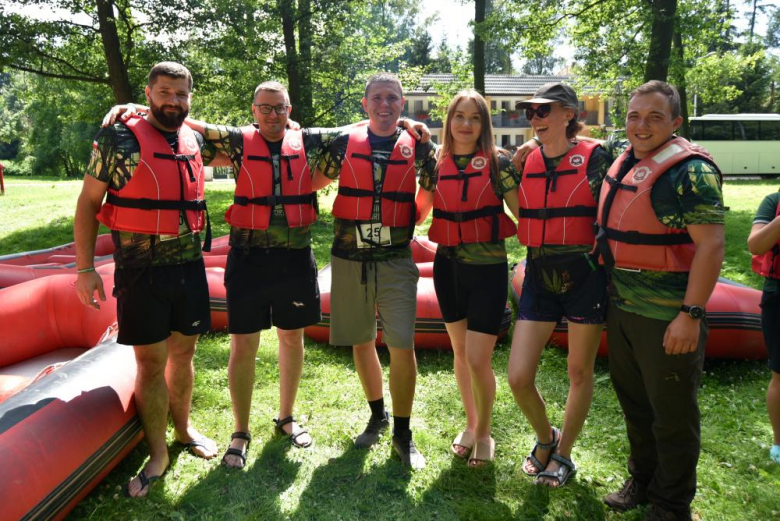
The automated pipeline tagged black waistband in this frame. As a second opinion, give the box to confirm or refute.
[433,205,504,223]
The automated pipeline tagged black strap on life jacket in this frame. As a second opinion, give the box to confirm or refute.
[525,168,578,192]
[233,193,315,206]
[153,152,197,182]
[439,170,482,202]
[433,204,504,243]
[519,206,597,219]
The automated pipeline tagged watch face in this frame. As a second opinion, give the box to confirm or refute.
[689,306,705,319]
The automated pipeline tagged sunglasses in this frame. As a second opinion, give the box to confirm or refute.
[524,105,552,120]
[253,103,290,115]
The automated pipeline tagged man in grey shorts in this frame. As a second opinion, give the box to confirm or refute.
[314,72,436,469]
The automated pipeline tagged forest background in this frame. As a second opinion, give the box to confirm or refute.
[1,0,779,178]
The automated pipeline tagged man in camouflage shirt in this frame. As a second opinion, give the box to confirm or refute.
[75,62,222,497]
[597,81,725,521]
[314,73,437,469]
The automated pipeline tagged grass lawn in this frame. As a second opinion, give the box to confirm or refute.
[1,176,779,520]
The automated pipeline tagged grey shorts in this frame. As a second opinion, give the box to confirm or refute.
[329,255,419,349]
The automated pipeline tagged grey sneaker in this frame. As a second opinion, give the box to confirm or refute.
[604,477,649,511]
[355,410,390,448]
[392,432,426,470]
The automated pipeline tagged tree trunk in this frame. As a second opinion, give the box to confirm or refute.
[672,27,689,139]
[280,0,302,122]
[96,0,133,103]
[644,0,677,82]
[473,0,486,95]
[298,0,314,126]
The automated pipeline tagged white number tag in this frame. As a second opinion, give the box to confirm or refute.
[356,223,391,248]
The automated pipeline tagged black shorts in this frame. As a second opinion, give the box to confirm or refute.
[114,259,211,346]
[432,253,508,336]
[760,291,780,373]
[517,257,607,325]
[225,246,321,333]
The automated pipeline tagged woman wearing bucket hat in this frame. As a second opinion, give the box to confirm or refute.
[416,89,519,467]
[507,82,613,487]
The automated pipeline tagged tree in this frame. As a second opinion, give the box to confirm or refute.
[520,52,564,75]
[474,0,486,95]
[0,0,200,103]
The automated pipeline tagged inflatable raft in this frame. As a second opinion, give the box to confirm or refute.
[0,260,228,520]
[304,237,512,350]
[0,234,231,289]
[509,263,766,359]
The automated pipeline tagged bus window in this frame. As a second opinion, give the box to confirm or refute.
[704,121,731,140]
[691,122,704,141]
[735,121,759,141]
[760,121,780,140]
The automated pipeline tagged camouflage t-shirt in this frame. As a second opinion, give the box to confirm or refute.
[419,152,520,264]
[752,191,780,294]
[197,124,343,249]
[601,140,726,322]
[321,127,437,262]
[86,121,218,268]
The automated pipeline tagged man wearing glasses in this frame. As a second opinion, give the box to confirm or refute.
[107,81,429,467]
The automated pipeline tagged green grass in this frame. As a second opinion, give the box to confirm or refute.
[2,177,779,520]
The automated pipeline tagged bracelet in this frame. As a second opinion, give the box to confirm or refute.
[77,267,96,274]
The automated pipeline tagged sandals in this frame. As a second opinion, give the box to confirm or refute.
[274,416,312,448]
[451,431,475,459]
[468,437,495,467]
[523,427,560,476]
[177,436,217,459]
[123,468,165,498]
[221,431,252,469]
[534,453,577,487]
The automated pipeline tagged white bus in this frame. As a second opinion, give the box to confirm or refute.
[690,114,780,176]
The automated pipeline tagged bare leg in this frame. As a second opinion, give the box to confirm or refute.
[768,371,780,446]
[507,319,557,474]
[127,340,171,497]
[447,320,477,456]
[224,331,261,468]
[465,329,498,466]
[276,327,311,445]
[167,332,217,459]
[353,340,384,402]
[388,346,417,417]
[537,322,601,487]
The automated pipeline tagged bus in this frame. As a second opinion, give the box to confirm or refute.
[689,114,780,176]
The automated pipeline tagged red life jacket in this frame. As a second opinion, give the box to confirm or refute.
[594,137,718,272]
[224,127,316,230]
[751,199,780,279]
[428,152,517,246]
[517,141,600,247]
[331,126,417,227]
[97,115,207,242]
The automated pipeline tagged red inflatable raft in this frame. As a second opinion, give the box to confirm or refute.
[0,234,232,289]
[509,263,766,359]
[304,237,512,350]
[0,259,228,520]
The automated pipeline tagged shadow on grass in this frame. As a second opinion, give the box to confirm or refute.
[173,436,301,518]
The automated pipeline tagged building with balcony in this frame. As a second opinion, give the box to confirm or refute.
[403,74,614,149]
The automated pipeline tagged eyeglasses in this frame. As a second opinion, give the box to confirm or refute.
[253,104,289,115]
[525,105,552,120]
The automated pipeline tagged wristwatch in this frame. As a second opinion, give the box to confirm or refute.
[680,304,705,319]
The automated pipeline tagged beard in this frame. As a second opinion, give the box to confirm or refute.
[149,100,189,129]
